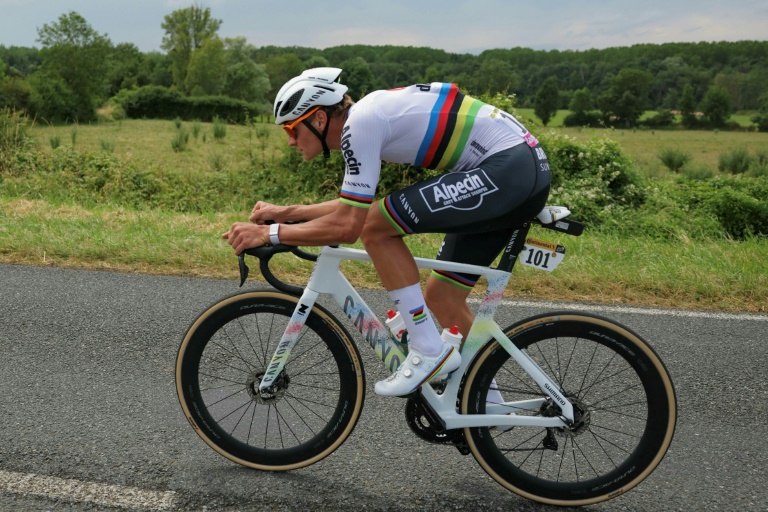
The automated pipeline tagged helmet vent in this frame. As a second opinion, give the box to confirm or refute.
[282,89,304,116]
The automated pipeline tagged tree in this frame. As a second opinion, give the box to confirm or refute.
[598,68,653,127]
[141,52,173,88]
[713,71,745,111]
[161,5,222,94]
[474,58,520,95]
[534,76,559,125]
[701,86,732,128]
[36,11,112,121]
[106,43,143,95]
[186,37,227,96]
[265,54,304,99]
[569,87,593,113]
[27,72,77,121]
[751,93,768,132]
[0,75,32,110]
[222,37,270,103]
[679,83,698,128]
[0,46,41,77]
[340,57,376,98]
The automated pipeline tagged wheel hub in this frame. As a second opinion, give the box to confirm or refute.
[247,369,290,404]
[540,393,591,438]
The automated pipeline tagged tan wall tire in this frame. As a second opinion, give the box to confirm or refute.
[460,312,676,505]
[176,291,365,471]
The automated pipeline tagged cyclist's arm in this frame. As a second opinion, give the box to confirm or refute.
[278,202,368,246]
[250,199,340,224]
[225,201,368,253]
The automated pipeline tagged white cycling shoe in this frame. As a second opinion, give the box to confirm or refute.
[374,344,461,397]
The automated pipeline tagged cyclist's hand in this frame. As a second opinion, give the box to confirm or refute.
[222,222,268,255]
[249,201,283,224]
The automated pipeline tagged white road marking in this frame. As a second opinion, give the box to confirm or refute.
[0,470,177,510]
[468,298,768,322]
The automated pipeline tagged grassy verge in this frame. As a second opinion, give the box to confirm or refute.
[2,197,765,314]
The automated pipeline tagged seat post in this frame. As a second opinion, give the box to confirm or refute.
[496,223,531,273]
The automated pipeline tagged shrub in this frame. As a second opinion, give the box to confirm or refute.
[119,85,265,124]
[0,76,32,111]
[539,132,646,226]
[100,140,115,153]
[641,109,676,128]
[0,107,33,152]
[658,147,692,173]
[664,175,768,238]
[747,164,768,178]
[681,164,716,181]
[208,152,227,173]
[747,150,768,177]
[751,112,768,132]
[718,147,753,174]
[191,121,201,140]
[171,127,190,152]
[212,116,227,141]
[563,110,603,128]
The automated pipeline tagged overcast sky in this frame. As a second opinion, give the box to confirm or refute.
[1,0,767,54]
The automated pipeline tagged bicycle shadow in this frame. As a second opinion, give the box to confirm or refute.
[183,460,564,511]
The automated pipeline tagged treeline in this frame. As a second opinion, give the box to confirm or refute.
[1,7,767,129]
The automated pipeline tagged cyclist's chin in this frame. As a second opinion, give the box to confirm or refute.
[297,146,323,161]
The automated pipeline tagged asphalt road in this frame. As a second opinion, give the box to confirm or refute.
[1,263,766,511]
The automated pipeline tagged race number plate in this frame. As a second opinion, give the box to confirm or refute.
[520,238,566,272]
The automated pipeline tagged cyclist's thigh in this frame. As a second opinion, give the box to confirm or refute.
[431,230,511,289]
[379,144,549,236]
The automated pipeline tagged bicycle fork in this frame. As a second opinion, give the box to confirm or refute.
[258,246,408,393]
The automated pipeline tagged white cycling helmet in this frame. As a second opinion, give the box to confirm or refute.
[273,67,348,124]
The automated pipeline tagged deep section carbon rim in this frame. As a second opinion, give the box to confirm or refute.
[176,292,364,470]
[462,313,676,505]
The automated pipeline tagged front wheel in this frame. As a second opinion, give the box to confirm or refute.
[461,312,676,506]
[176,291,365,470]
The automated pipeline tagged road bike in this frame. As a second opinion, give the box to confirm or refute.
[175,207,677,506]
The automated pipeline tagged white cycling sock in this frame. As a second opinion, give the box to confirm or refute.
[388,283,443,357]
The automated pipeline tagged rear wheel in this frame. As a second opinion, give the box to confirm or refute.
[176,291,365,470]
[461,312,676,506]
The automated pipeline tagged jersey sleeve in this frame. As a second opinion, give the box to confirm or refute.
[339,101,386,209]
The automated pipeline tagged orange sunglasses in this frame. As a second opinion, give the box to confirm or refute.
[282,106,320,138]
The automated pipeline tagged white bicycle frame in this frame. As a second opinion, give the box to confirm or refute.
[258,245,574,430]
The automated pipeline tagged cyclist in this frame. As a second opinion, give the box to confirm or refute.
[223,67,550,397]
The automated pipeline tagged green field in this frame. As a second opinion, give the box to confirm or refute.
[1,118,766,314]
[504,109,768,174]
[33,119,285,176]
[33,117,768,177]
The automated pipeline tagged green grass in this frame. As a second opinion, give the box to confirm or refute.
[30,117,768,179]
[1,197,765,314]
[3,118,766,314]
[503,109,768,176]
[32,119,285,175]
[552,126,768,175]
[518,108,759,129]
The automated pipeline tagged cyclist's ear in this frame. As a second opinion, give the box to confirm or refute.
[313,109,328,130]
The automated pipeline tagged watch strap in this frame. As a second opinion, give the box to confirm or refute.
[269,223,280,245]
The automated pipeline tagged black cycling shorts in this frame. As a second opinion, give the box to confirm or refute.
[380,143,550,290]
